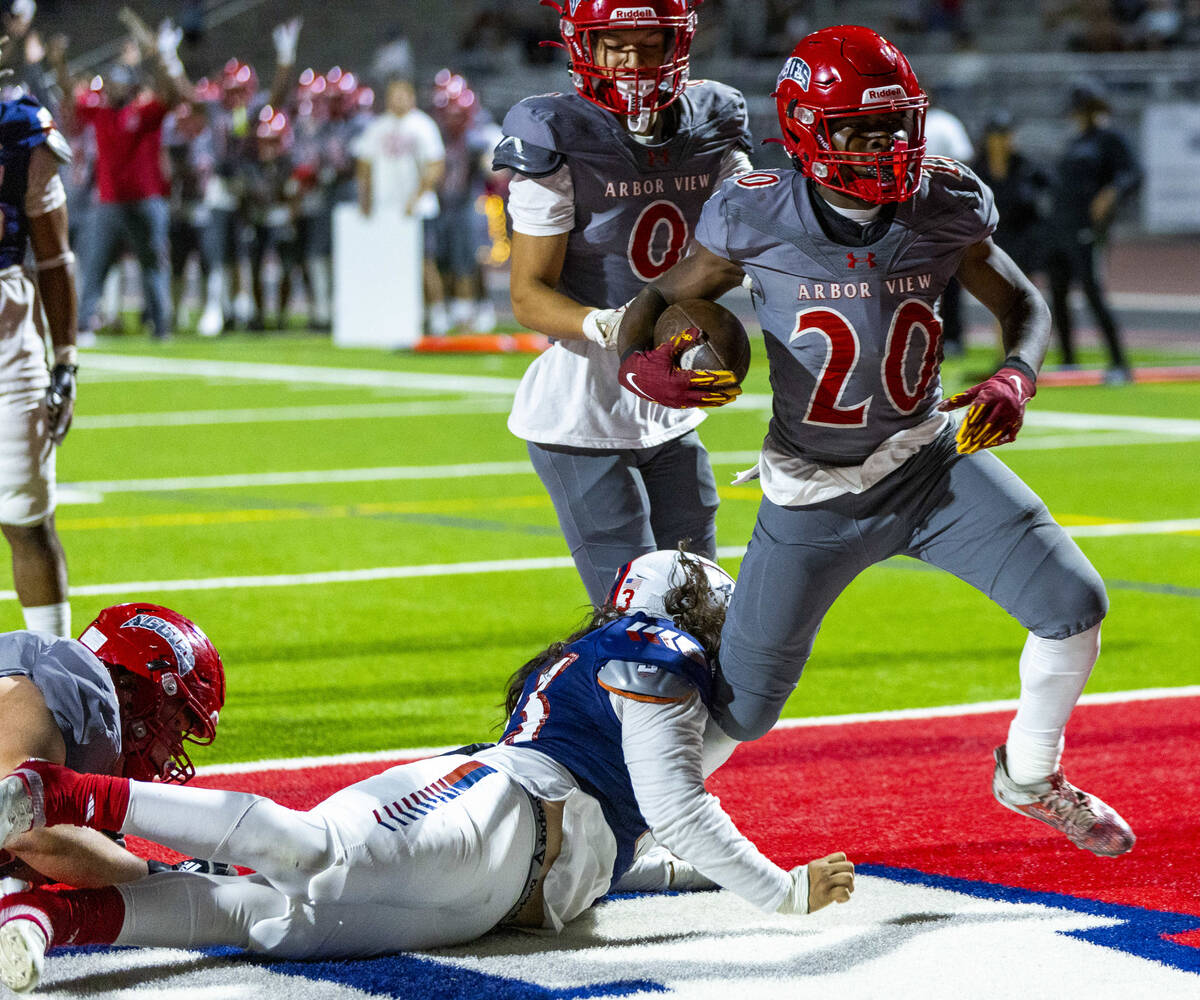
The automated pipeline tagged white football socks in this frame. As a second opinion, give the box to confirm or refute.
[1005,623,1101,785]
[21,602,70,637]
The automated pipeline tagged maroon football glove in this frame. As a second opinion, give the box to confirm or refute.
[618,328,741,409]
[938,361,1036,453]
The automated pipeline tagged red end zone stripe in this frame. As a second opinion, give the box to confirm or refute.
[130,696,1199,919]
[708,695,1200,919]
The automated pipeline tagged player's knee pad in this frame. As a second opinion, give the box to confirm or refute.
[1001,527,1108,640]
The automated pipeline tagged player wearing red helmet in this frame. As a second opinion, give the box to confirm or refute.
[495,0,752,605]
[557,0,698,133]
[617,25,1133,859]
[773,24,928,204]
[0,603,224,888]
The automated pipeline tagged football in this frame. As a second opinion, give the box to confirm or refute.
[653,299,751,384]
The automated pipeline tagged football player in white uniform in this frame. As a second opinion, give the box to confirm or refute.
[0,553,853,992]
[0,86,77,638]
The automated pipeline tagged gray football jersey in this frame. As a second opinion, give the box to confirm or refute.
[501,81,752,308]
[696,159,997,464]
[0,630,121,775]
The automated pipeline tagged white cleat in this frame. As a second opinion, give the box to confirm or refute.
[992,745,1135,857]
[0,776,34,849]
[0,918,47,994]
[197,302,224,338]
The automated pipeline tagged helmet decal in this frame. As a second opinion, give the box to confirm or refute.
[122,613,196,675]
[778,56,811,90]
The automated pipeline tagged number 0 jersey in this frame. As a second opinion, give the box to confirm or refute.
[500,82,752,449]
[696,161,997,469]
[499,613,713,885]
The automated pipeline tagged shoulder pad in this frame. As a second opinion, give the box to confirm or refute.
[597,658,698,703]
[492,134,564,178]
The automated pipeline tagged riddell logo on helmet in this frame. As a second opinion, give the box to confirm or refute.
[612,7,658,18]
[863,85,908,103]
[124,614,196,675]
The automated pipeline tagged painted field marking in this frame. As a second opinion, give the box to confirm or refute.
[74,399,513,429]
[11,521,1198,602]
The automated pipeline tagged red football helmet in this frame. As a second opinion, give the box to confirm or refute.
[774,25,928,204]
[78,604,226,784]
[550,0,699,129]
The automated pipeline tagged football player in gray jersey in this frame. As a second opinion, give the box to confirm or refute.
[0,603,224,888]
[617,26,1134,858]
[493,0,752,605]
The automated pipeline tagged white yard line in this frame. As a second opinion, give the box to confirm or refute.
[195,684,1200,775]
[10,521,1196,604]
[74,399,512,429]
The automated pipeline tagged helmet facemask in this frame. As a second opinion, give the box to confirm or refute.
[781,97,927,204]
[555,2,697,133]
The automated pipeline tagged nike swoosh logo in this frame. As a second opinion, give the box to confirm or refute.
[624,372,648,398]
[1007,374,1025,398]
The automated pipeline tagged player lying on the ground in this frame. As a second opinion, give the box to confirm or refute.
[0,551,853,993]
[0,603,225,888]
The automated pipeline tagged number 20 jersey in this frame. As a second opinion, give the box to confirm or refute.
[695,161,997,465]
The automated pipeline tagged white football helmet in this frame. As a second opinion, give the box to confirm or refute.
[607,550,734,618]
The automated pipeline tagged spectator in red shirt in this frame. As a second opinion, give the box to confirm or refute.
[53,8,188,341]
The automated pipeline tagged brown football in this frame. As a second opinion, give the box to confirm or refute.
[653,299,751,384]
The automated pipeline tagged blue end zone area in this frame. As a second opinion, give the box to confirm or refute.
[227,950,667,999]
[861,864,1200,974]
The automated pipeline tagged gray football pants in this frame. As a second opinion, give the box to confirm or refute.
[715,428,1108,741]
[528,430,719,605]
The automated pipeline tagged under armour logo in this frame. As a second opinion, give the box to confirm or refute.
[646,149,670,167]
[846,252,876,269]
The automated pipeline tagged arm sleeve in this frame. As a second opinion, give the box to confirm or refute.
[614,691,791,911]
[507,165,575,237]
[25,145,67,218]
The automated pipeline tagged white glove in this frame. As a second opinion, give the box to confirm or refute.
[582,306,625,350]
[156,18,184,76]
[272,17,302,66]
[775,863,810,915]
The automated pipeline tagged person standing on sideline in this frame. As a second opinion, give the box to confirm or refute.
[352,77,446,335]
[616,26,1133,859]
[0,61,76,637]
[1044,79,1141,383]
[51,8,188,342]
[494,0,753,605]
[0,553,852,994]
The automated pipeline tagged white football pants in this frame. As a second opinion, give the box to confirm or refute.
[114,755,538,957]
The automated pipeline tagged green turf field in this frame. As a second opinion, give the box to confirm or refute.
[12,329,1198,764]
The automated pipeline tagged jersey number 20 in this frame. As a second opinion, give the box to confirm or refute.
[790,299,942,427]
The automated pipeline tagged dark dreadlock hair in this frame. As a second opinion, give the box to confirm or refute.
[502,550,728,719]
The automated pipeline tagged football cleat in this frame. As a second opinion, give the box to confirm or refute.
[0,916,48,994]
[992,745,1135,856]
[0,774,36,850]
